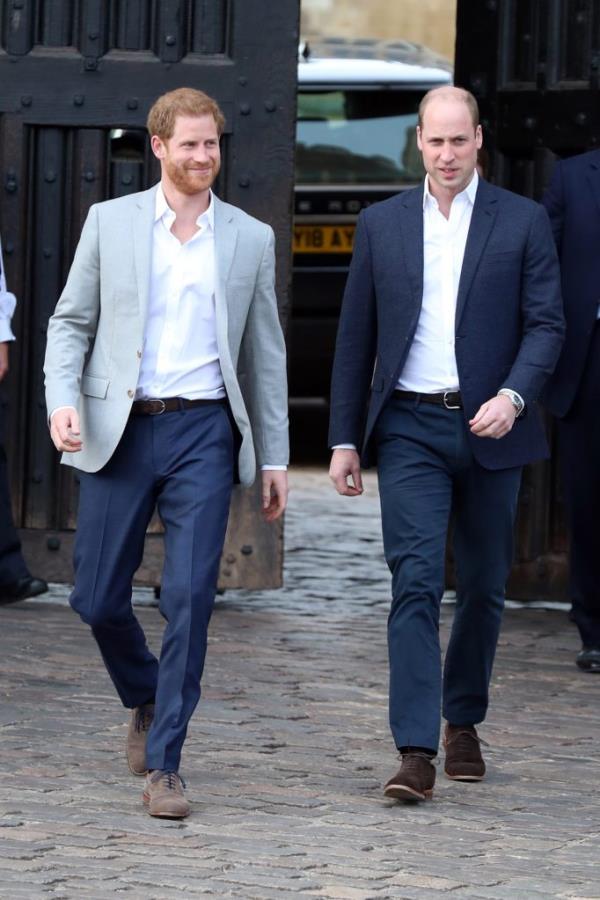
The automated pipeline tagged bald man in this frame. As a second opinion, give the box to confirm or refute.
[329,87,564,802]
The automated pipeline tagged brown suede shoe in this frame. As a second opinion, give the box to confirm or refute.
[383,752,436,801]
[126,704,154,776]
[143,770,190,818]
[443,724,487,781]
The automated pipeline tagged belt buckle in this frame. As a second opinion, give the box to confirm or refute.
[443,391,460,410]
[148,399,166,415]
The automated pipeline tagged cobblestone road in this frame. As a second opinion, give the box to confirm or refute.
[0,469,598,899]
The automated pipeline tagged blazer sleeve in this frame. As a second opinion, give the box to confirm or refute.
[44,205,101,417]
[500,203,565,403]
[237,226,289,468]
[328,211,377,447]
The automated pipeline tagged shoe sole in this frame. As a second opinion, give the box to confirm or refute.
[383,785,433,801]
[0,587,49,604]
[142,792,190,818]
[444,772,484,781]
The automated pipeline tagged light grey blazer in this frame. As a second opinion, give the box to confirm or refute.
[44,186,289,484]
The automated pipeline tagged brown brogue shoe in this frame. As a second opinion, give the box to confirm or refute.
[126,703,154,776]
[383,752,436,801]
[143,770,190,818]
[443,724,487,781]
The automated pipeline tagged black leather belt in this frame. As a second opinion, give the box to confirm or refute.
[394,390,463,410]
[130,397,227,416]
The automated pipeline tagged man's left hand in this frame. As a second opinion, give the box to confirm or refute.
[469,395,516,439]
[261,470,288,522]
[0,343,8,382]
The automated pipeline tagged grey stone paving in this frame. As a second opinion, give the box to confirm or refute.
[0,468,598,899]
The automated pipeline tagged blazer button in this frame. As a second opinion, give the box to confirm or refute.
[127,389,134,398]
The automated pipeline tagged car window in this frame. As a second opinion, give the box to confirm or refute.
[296,89,426,185]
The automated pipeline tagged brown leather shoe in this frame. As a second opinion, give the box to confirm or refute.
[443,724,487,781]
[143,770,190,818]
[126,704,154,776]
[383,752,436,801]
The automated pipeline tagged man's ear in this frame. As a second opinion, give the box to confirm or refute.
[150,134,165,160]
[416,125,423,151]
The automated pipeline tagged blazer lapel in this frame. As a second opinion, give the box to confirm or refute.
[213,194,239,294]
[455,180,498,329]
[213,194,239,359]
[133,186,157,328]
[396,187,424,311]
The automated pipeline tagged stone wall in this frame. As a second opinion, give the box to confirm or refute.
[301,0,457,62]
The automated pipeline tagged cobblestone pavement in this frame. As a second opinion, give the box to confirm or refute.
[0,468,598,899]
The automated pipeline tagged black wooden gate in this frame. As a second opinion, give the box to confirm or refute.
[454,0,600,600]
[0,0,299,588]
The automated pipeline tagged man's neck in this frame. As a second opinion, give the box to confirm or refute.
[160,181,211,221]
[426,172,475,221]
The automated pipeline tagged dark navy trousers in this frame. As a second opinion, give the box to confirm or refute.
[375,394,521,753]
[70,403,234,772]
[0,407,30,586]
[0,444,30,586]
[557,322,600,648]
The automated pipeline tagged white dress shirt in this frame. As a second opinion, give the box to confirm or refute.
[0,237,17,344]
[136,185,225,401]
[334,170,522,451]
[397,171,478,392]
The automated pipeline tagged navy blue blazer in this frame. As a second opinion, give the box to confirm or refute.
[328,178,565,470]
[542,149,600,418]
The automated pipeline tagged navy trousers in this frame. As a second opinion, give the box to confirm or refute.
[70,403,234,771]
[0,408,30,586]
[557,322,600,648]
[375,394,521,753]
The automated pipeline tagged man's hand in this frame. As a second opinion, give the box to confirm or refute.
[50,406,83,453]
[469,395,516,439]
[329,448,364,496]
[0,343,8,381]
[262,470,288,522]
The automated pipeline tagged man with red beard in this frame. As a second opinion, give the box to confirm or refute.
[44,89,289,818]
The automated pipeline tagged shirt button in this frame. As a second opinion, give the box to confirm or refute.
[137,350,142,358]
[127,390,134,398]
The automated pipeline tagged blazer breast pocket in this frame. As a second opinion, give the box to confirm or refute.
[479,250,522,266]
[81,374,109,399]
[227,274,256,293]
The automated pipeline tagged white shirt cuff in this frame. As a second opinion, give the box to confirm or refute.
[50,405,77,421]
[261,465,287,471]
[332,444,357,451]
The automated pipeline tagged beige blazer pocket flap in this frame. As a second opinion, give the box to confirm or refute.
[81,374,109,399]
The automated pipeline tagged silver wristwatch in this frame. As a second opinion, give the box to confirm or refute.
[497,388,525,417]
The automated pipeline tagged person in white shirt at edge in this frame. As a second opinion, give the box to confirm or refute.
[43,88,289,819]
[0,238,48,605]
[328,86,564,803]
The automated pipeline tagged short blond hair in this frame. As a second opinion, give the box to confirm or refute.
[418,86,479,130]
[147,87,225,140]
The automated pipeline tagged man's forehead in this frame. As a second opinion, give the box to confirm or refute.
[171,114,218,134]
[420,99,474,131]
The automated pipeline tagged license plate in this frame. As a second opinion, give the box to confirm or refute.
[293,224,355,254]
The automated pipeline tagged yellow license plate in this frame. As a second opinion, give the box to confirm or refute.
[293,224,355,254]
